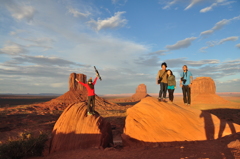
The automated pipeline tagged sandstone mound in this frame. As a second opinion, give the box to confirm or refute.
[36,73,119,110]
[191,77,231,104]
[122,97,240,146]
[49,102,113,153]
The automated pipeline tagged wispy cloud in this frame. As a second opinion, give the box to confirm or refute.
[0,43,28,55]
[200,15,240,37]
[219,36,238,44]
[200,36,238,52]
[166,37,197,50]
[3,0,36,22]
[200,3,218,13]
[236,43,240,49]
[87,11,127,31]
[68,7,90,18]
[162,0,234,12]
[6,55,90,67]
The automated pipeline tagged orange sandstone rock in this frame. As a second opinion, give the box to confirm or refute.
[49,102,113,153]
[122,97,240,146]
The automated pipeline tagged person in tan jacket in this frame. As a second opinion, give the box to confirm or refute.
[156,62,168,102]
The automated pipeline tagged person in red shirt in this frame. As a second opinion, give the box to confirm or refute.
[75,74,98,115]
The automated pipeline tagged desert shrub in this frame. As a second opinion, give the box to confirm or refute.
[0,132,48,159]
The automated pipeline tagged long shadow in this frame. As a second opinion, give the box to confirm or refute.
[206,108,240,125]
[200,110,215,140]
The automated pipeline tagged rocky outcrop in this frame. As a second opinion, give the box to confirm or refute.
[122,97,240,147]
[35,73,120,110]
[191,77,231,104]
[192,77,216,94]
[131,84,148,101]
[49,102,113,153]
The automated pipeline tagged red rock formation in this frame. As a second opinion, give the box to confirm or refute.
[192,77,215,94]
[69,73,87,92]
[35,73,120,111]
[122,97,240,147]
[131,84,148,101]
[49,102,113,153]
[191,77,231,104]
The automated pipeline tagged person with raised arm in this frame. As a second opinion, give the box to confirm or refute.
[75,73,98,115]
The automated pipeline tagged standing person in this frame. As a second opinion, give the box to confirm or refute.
[167,69,176,104]
[156,62,168,102]
[180,65,193,105]
[75,73,98,115]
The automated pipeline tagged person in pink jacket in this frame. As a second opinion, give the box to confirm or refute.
[75,74,98,115]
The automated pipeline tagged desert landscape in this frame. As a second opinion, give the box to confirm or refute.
[0,73,240,159]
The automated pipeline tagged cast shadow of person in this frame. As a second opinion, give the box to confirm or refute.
[200,110,237,140]
[200,110,215,140]
[218,118,236,139]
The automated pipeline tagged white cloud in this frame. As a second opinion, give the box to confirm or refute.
[236,43,240,49]
[212,19,230,30]
[219,36,238,44]
[162,0,179,9]
[199,36,238,52]
[185,0,204,10]
[0,43,27,55]
[50,83,65,88]
[149,50,167,55]
[3,0,36,22]
[200,16,240,36]
[162,0,231,11]
[87,11,127,31]
[8,55,90,67]
[166,37,197,50]
[68,7,90,18]
[200,3,217,13]
[200,30,214,36]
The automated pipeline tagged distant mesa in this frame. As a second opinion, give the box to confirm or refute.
[191,77,231,104]
[131,84,149,101]
[49,102,113,153]
[121,97,240,147]
[192,77,216,94]
[110,84,150,103]
[35,73,120,111]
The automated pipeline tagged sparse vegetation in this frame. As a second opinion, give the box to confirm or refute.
[0,132,48,159]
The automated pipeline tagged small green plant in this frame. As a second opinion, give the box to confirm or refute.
[0,132,48,159]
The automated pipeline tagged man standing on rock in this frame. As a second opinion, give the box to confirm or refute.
[156,62,168,102]
[75,73,98,115]
[180,65,193,106]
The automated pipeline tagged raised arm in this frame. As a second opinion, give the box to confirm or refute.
[75,78,86,86]
[93,76,98,85]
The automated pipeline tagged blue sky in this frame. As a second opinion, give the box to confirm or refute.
[0,0,239,95]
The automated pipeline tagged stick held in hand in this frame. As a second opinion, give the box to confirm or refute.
[94,66,102,81]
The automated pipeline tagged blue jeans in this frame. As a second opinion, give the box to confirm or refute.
[159,82,168,99]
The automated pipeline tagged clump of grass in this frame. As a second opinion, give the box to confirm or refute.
[0,132,48,159]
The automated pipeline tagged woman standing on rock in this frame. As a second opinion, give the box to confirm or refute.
[156,62,168,102]
[75,73,98,115]
[167,69,176,104]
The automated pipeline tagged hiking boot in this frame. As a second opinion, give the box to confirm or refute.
[92,111,96,115]
[163,99,167,102]
[87,112,92,115]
